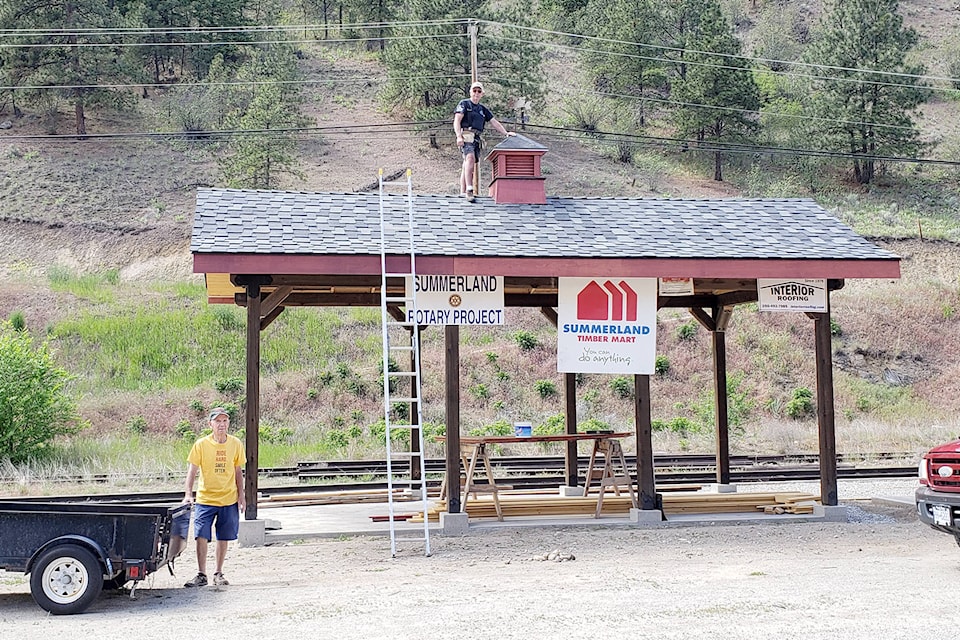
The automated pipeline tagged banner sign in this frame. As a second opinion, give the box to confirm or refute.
[404,275,505,325]
[757,278,827,312]
[557,277,658,374]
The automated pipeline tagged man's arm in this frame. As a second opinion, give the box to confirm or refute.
[489,117,516,137]
[453,112,465,146]
[183,463,198,503]
[235,466,245,512]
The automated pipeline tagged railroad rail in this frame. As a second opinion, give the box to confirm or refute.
[0,452,918,504]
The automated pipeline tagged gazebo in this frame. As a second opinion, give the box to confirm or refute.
[190,135,900,524]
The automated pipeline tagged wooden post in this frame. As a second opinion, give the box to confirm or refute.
[814,301,838,506]
[564,372,578,486]
[445,325,461,513]
[634,374,657,510]
[712,330,731,485]
[244,284,261,521]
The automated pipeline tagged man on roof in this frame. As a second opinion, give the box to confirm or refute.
[453,81,516,202]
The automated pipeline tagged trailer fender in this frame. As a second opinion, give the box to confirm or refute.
[26,535,113,578]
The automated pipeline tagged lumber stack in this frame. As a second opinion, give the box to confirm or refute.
[258,488,411,508]
[411,490,821,522]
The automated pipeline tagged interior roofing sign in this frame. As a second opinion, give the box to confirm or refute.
[758,278,827,312]
[404,275,504,325]
[557,277,658,374]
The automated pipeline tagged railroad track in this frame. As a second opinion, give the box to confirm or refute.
[0,453,918,504]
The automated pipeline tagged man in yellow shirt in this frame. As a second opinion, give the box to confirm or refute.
[180,407,246,587]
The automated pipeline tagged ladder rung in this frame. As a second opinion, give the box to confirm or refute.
[383,272,413,278]
[388,397,419,403]
[389,345,415,352]
[384,296,414,303]
[387,371,417,377]
[380,180,409,186]
[386,321,416,328]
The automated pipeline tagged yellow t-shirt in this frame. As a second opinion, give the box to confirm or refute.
[188,433,245,507]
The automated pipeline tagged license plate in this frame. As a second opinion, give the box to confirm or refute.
[933,504,952,526]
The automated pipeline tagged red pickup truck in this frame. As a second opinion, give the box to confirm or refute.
[916,438,960,543]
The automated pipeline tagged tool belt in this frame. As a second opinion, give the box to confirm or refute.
[461,130,476,143]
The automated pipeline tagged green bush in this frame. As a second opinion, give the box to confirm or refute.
[175,419,195,440]
[0,323,85,462]
[785,387,815,419]
[127,415,148,434]
[512,330,540,351]
[535,413,566,436]
[326,428,349,448]
[654,354,670,376]
[534,379,557,398]
[676,321,699,341]
[470,383,490,400]
[610,376,633,399]
[215,376,244,394]
[9,311,25,332]
[579,418,611,432]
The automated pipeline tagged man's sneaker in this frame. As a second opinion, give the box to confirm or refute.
[213,572,229,586]
[184,572,207,588]
[465,186,475,202]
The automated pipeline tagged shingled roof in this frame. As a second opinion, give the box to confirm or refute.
[191,188,899,280]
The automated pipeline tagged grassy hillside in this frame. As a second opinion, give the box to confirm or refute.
[1,2,960,478]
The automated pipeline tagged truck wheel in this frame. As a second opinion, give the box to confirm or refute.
[29,544,103,615]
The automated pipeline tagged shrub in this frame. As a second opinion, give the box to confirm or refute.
[468,419,514,437]
[175,419,195,440]
[326,429,349,448]
[189,399,205,414]
[496,370,511,382]
[210,305,244,331]
[785,387,815,419]
[676,321,699,341]
[535,413,566,436]
[654,354,670,376]
[127,415,148,434]
[610,376,633,399]
[512,330,540,351]
[0,324,85,462]
[260,423,294,444]
[392,402,409,421]
[485,352,499,364]
[830,319,842,336]
[579,418,611,432]
[215,376,244,394]
[534,379,557,398]
[9,310,25,332]
[470,383,490,400]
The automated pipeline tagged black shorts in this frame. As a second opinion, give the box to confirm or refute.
[462,137,482,160]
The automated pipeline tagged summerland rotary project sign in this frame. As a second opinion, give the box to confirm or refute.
[557,278,658,374]
[404,275,505,325]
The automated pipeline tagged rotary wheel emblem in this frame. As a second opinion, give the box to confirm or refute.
[449,294,462,307]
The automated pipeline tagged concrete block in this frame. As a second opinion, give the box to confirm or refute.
[238,519,266,547]
[629,508,664,525]
[815,504,847,522]
[439,511,470,535]
[559,486,584,497]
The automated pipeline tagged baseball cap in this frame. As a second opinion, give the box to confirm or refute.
[209,407,229,420]
[470,81,484,92]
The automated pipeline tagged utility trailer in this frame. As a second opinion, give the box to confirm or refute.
[0,499,191,614]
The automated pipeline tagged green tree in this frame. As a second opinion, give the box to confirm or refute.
[0,323,85,463]
[219,45,310,189]
[578,0,667,127]
[803,0,929,184]
[381,2,544,129]
[0,0,137,135]
[672,0,760,181]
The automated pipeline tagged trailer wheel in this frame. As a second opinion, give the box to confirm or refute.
[30,544,103,615]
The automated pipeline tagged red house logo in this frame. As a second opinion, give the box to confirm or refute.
[577,280,638,321]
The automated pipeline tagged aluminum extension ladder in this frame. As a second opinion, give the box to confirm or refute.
[377,168,431,557]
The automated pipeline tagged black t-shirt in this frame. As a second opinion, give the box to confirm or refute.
[455,99,493,133]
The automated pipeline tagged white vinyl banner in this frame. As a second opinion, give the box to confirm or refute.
[404,275,505,325]
[557,277,658,374]
[758,278,827,312]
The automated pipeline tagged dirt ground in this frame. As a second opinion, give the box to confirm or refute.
[2,506,959,639]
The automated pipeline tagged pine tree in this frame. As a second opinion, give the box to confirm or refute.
[803,0,929,185]
[380,1,543,133]
[671,0,760,181]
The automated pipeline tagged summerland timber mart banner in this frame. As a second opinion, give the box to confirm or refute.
[757,278,827,312]
[404,275,504,325]
[557,277,658,374]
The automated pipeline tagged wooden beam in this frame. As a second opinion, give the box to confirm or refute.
[539,306,558,327]
[260,285,293,318]
[634,374,658,512]
[244,284,261,521]
[713,330,731,485]
[688,307,716,332]
[814,303,838,506]
[445,325,461,513]
[260,305,284,331]
[564,372,578,487]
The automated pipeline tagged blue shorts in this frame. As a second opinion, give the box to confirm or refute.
[462,139,482,160]
[193,503,240,542]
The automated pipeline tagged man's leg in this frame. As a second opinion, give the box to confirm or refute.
[195,537,209,575]
[215,539,229,574]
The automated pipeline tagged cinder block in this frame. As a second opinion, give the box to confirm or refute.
[238,519,266,547]
[559,486,584,497]
[815,504,847,522]
[439,511,469,535]
[629,508,665,525]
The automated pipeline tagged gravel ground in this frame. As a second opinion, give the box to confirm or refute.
[3,479,958,639]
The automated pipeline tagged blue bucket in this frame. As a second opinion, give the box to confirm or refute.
[514,422,532,437]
